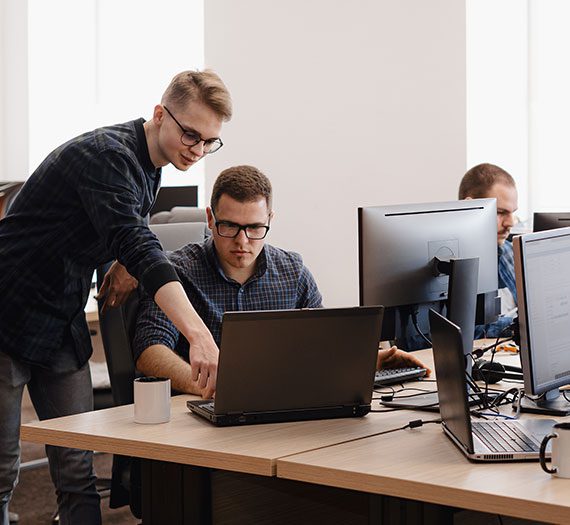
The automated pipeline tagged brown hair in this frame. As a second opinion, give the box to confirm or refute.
[458,163,516,199]
[161,69,232,121]
[211,166,272,212]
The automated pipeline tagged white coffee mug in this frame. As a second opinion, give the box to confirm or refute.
[540,422,570,478]
[133,377,171,424]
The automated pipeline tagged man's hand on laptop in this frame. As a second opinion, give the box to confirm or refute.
[376,345,432,376]
[188,332,219,399]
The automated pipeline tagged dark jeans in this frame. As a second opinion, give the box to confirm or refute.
[0,350,101,525]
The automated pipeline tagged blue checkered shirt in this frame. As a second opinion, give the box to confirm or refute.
[132,237,323,363]
[0,119,179,368]
[474,240,517,338]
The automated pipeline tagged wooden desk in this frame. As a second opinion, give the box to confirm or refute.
[21,395,415,477]
[276,348,570,524]
[277,416,570,524]
[21,395,419,524]
[22,349,566,524]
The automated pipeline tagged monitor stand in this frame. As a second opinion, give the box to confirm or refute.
[519,388,570,417]
[379,257,481,412]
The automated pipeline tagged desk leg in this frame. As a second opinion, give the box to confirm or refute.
[141,459,211,525]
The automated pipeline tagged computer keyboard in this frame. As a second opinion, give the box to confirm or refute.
[374,366,427,387]
[472,421,539,453]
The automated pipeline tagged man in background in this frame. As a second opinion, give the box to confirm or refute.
[459,163,519,338]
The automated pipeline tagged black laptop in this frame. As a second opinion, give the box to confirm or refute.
[187,306,383,426]
[429,309,555,461]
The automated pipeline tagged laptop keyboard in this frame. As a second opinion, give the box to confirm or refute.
[472,421,539,453]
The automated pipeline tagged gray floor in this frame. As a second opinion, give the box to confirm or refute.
[13,387,138,524]
[11,322,138,524]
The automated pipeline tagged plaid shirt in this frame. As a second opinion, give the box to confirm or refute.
[132,237,323,363]
[474,240,517,338]
[0,119,179,368]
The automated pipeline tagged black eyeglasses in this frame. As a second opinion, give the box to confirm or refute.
[163,106,223,154]
[212,212,271,240]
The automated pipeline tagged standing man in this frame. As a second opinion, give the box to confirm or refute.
[459,163,519,338]
[0,70,231,525]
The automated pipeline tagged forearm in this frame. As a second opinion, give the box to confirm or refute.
[153,281,211,343]
[136,344,203,396]
[153,281,219,398]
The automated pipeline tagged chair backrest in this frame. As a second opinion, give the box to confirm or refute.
[150,222,209,251]
[96,222,207,406]
[149,206,207,225]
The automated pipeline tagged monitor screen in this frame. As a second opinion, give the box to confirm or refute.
[358,199,499,350]
[533,212,570,233]
[514,227,570,415]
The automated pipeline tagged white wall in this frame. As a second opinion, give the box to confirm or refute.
[205,0,467,306]
[0,0,29,181]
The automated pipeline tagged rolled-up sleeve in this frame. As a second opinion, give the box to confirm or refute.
[132,294,181,364]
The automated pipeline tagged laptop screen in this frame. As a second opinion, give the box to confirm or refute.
[214,307,383,415]
[429,309,475,453]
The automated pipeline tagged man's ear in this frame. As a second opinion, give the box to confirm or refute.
[269,210,275,221]
[153,105,165,125]
[206,207,214,229]
[464,196,473,201]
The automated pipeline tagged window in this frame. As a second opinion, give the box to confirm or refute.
[467,0,570,224]
[28,0,205,200]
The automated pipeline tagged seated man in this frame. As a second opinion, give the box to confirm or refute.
[133,165,427,395]
[459,163,518,339]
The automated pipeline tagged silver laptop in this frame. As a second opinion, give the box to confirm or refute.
[429,309,555,461]
[187,306,383,426]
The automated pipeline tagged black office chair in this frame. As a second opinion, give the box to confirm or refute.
[96,221,208,517]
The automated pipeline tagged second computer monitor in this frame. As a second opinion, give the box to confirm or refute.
[358,199,499,350]
[514,227,570,416]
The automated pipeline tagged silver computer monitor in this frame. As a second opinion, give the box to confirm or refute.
[358,199,499,351]
[514,227,570,416]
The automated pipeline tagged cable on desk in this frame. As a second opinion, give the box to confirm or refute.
[354,418,442,436]
[279,418,442,458]
[373,385,436,400]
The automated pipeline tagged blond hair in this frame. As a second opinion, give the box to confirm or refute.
[162,70,232,121]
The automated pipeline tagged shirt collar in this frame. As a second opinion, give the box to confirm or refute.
[204,236,268,284]
[134,118,160,179]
